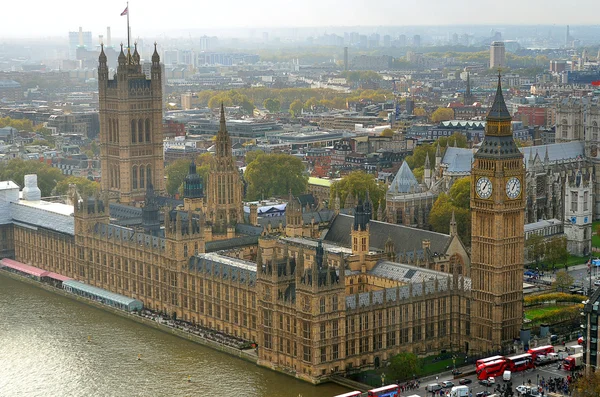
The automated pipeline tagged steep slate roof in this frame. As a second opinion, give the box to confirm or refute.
[442,147,474,174]
[440,141,584,173]
[324,214,452,255]
[388,161,419,194]
[486,75,511,120]
[522,141,584,170]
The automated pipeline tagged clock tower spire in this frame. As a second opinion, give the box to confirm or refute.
[470,73,525,354]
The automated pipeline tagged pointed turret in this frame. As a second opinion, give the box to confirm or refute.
[486,72,511,122]
[132,42,140,65]
[424,152,431,169]
[118,43,126,66]
[449,210,457,236]
[544,146,550,164]
[99,43,107,64]
[215,103,231,158]
[151,42,160,64]
[464,71,473,105]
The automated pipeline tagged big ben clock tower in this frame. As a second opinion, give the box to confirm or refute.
[471,74,525,354]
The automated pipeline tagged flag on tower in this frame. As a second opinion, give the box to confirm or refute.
[120,6,128,16]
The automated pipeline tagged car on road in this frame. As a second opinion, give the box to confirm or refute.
[550,334,559,343]
[441,381,454,388]
[479,379,494,387]
[594,279,600,287]
[459,378,472,385]
[516,385,529,394]
[476,392,491,397]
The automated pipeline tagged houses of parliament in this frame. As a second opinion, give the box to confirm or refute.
[0,47,524,384]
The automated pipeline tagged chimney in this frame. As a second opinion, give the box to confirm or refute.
[106,27,111,47]
[78,27,83,46]
[422,239,430,250]
[22,174,41,201]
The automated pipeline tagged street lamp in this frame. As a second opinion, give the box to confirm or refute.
[381,372,386,387]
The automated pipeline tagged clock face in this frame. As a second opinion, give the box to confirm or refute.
[505,177,522,199]
[476,177,493,199]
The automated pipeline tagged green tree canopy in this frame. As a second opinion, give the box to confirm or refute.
[165,159,191,196]
[289,99,303,117]
[263,98,281,113]
[245,153,308,200]
[55,176,100,197]
[0,159,65,197]
[553,270,574,293]
[329,171,386,213]
[165,155,212,196]
[525,233,546,265]
[545,236,569,269]
[574,366,600,396]
[428,177,471,242]
[380,128,394,138]
[245,149,265,165]
[430,107,455,123]
[388,352,422,381]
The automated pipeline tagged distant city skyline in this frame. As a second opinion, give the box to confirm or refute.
[2,0,600,38]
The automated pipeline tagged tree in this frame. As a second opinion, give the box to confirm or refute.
[428,177,471,242]
[525,234,545,265]
[245,153,308,200]
[0,159,65,197]
[388,352,422,381]
[413,107,427,117]
[573,368,600,396]
[380,128,394,138]
[553,270,574,292]
[329,171,386,213]
[545,236,569,269]
[289,100,303,117]
[404,132,467,170]
[263,98,281,113]
[165,159,192,196]
[55,176,100,197]
[430,107,455,123]
[245,149,265,165]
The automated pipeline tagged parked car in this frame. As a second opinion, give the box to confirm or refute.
[459,378,472,385]
[442,381,454,388]
[476,392,491,397]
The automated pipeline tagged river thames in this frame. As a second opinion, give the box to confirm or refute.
[0,274,348,397]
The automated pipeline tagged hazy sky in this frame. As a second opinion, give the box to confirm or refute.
[2,0,599,38]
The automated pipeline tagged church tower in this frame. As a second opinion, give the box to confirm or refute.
[206,104,244,233]
[464,72,473,106]
[98,43,165,204]
[470,74,525,354]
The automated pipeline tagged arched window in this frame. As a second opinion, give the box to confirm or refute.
[108,118,113,142]
[562,119,568,138]
[132,166,138,189]
[147,166,152,187]
[131,120,137,143]
[139,166,145,189]
[138,119,144,142]
[114,119,119,143]
[593,121,598,141]
[145,119,151,142]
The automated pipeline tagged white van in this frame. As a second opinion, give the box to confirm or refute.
[503,370,511,381]
[427,383,442,392]
[450,385,469,397]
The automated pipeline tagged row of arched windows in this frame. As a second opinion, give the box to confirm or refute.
[132,165,152,190]
[108,164,120,189]
[131,118,152,144]
[108,118,119,143]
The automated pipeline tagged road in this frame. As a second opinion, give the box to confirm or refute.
[413,343,582,397]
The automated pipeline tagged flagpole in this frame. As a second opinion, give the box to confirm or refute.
[126,1,130,53]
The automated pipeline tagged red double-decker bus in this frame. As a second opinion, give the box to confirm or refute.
[506,353,534,372]
[367,384,399,397]
[476,355,506,368]
[527,345,554,360]
[476,359,507,380]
